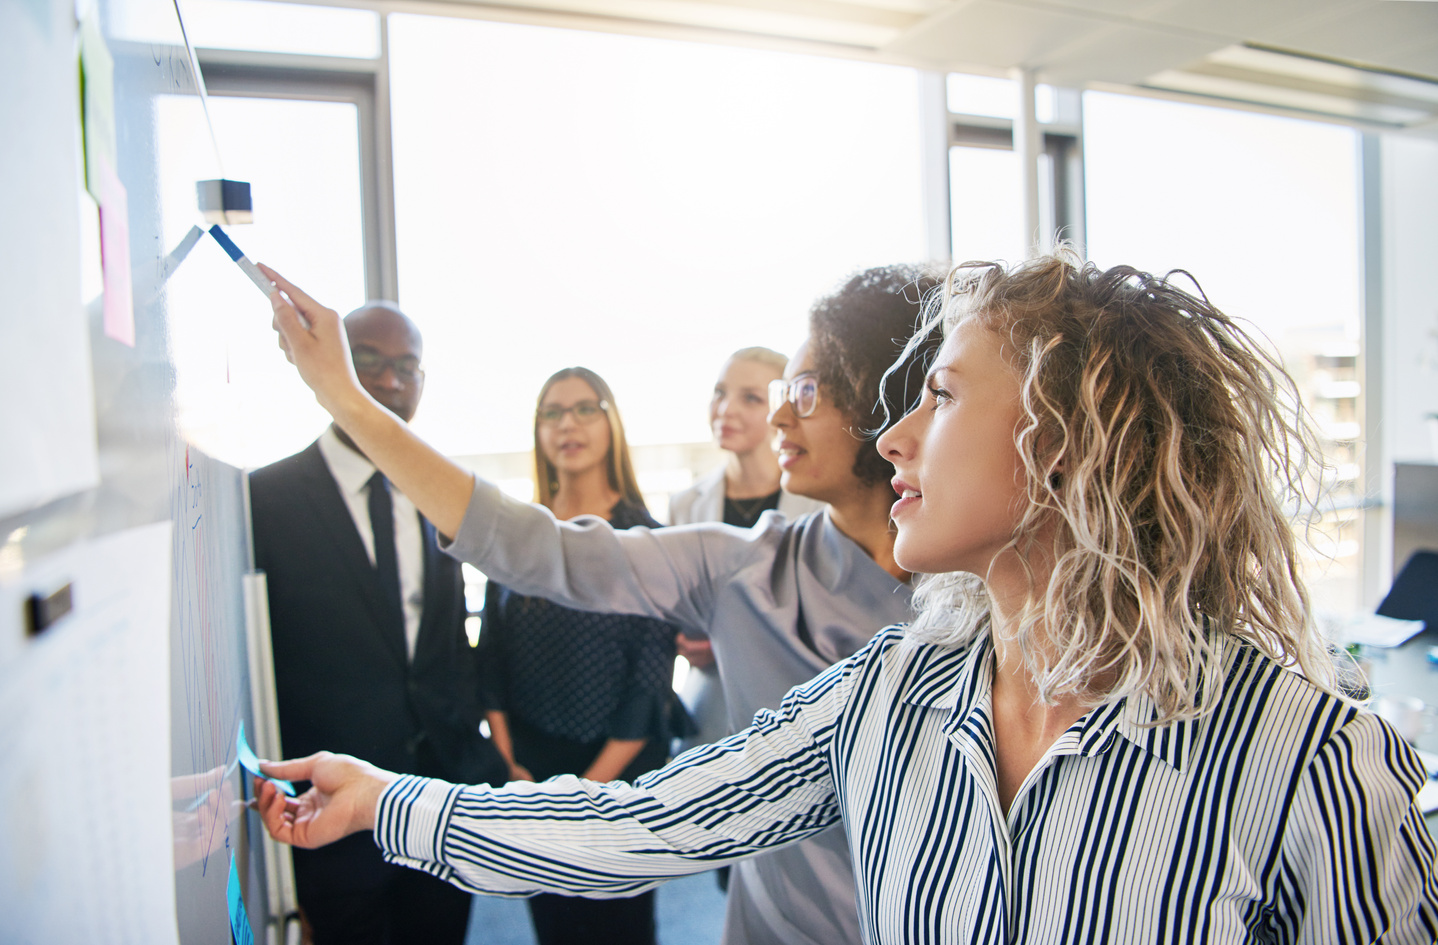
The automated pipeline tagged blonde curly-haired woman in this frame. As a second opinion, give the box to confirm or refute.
[259,254,1437,943]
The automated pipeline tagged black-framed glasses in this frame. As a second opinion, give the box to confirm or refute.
[768,373,820,419]
[351,348,423,383]
[537,399,609,426]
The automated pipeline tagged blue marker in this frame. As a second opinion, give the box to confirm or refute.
[209,226,310,329]
[208,225,273,297]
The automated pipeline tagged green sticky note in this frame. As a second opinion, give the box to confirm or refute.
[79,8,116,201]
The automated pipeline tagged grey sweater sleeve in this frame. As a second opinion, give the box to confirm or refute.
[442,476,775,637]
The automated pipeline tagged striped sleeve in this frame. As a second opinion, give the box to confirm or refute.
[371,647,861,897]
[1279,710,1438,943]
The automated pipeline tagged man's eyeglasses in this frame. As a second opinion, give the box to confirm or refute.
[351,348,423,383]
[768,373,820,419]
[537,400,609,426]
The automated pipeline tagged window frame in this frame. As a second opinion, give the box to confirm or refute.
[197,36,398,303]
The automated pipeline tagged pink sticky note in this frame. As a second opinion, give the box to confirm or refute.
[96,156,135,347]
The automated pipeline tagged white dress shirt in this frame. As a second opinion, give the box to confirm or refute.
[375,626,1438,943]
[317,426,425,659]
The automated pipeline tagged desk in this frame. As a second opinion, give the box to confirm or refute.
[1361,626,1438,841]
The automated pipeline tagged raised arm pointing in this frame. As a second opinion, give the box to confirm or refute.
[259,263,474,537]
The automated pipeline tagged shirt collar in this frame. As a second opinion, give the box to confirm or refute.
[806,509,913,601]
[895,624,1201,773]
[1102,633,1242,773]
[317,425,378,500]
[893,625,990,713]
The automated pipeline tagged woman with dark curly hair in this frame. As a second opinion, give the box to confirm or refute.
[255,261,943,945]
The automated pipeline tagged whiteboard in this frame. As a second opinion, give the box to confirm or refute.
[0,0,281,941]
[0,0,100,519]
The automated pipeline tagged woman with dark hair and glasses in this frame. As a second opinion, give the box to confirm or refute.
[475,366,679,945]
[255,261,942,945]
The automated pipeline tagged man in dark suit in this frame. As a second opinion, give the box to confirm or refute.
[250,302,506,945]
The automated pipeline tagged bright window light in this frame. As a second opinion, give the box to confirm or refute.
[949,147,1024,266]
[946,73,1016,119]
[388,14,925,457]
[157,95,367,468]
[1084,90,1362,610]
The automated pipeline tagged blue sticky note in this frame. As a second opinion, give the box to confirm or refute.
[236,719,295,796]
[227,852,256,945]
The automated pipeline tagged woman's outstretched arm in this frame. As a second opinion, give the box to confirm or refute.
[258,263,474,537]
[256,643,862,898]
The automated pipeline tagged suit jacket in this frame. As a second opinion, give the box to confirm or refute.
[666,464,825,526]
[250,439,506,893]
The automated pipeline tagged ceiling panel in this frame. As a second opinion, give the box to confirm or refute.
[489,0,925,45]
[1262,4,1438,78]
[1145,67,1438,125]
[884,0,1104,68]
[1035,21,1224,86]
[373,0,1438,128]
[1110,0,1365,38]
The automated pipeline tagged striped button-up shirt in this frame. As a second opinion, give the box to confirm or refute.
[377,627,1438,943]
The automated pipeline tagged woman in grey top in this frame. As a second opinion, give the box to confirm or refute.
[257,261,942,945]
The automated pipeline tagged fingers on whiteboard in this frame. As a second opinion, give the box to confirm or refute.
[254,777,295,843]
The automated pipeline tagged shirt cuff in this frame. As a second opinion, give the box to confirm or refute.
[374,774,463,866]
[437,474,495,557]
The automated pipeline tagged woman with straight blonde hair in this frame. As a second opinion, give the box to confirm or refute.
[668,346,823,766]
[257,253,1436,942]
[668,345,823,530]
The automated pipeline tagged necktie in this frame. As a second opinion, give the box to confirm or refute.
[366,471,404,640]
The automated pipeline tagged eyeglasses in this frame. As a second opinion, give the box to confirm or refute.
[768,373,820,419]
[351,348,423,383]
[537,399,610,426]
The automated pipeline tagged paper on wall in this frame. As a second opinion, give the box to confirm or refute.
[0,522,180,944]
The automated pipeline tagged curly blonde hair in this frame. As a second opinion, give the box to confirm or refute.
[900,251,1336,722]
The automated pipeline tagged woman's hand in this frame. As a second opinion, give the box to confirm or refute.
[254,752,399,849]
[507,761,536,783]
[256,264,369,420]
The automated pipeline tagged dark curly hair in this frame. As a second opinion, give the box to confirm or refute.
[808,264,943,487]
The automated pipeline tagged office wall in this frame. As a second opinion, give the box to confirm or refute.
[1369,133,1438,587]
[1380,135,1438,467]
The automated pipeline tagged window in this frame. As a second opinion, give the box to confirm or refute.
[387,14,926,475]
[158,93,368,467]
[1083,90,1363,610]
[946,74,1080,263]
